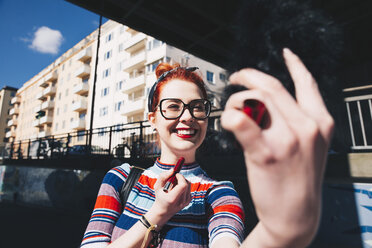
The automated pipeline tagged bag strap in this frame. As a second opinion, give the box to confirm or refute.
[120,166,145,209]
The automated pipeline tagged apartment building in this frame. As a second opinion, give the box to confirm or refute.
[8,20,228,144]
[1,86,18,146]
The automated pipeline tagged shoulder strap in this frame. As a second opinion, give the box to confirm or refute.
[120,166,145,209]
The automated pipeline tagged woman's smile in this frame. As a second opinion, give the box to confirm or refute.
[174,128,197,138]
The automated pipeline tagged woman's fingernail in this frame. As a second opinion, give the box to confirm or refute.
[243,99,268,128]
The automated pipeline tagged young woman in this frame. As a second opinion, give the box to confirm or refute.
[81,63,245,247]
[81,48,333,248]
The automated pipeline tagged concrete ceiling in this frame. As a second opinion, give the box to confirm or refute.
[67,0,372,88]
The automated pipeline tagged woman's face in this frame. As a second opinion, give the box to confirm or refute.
[148,79,208,159]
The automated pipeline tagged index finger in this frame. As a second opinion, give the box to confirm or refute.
[283,48,334,139]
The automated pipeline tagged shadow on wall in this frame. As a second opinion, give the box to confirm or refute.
[44,169,105,213]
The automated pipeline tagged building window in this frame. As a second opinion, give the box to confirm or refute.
[219,73,227,82]
[58,93,62,100]
[67,73,71,81]
[64,104,67,113]
[82,77,89,84]
[65,89,69,96]
[104,50,112,60]
[79,113,86,120]
[146,60,161,73]
[102,68,111,78]
[116,81,123,91]
[77,130,85,141]
[62,64,65,71]
[114,101,124,112]
[98,128,105,136]
[206,71,215,84]
[56,108,59,115]
[99,106,108,116]
[105,33,113,43]
[101,87,109,97]
[10,92,15,97]
[55,123,58,131]
[147,39,163,50]
[62,120,65,129]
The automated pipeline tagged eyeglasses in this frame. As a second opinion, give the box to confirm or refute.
[147,67,199,112]
[158,98,211,120]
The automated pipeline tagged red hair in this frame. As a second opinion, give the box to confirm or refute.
[150,63,207,112]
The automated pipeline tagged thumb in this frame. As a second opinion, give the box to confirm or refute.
[154,169,174,190]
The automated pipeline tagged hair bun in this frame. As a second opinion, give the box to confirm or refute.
[155,63,180,78]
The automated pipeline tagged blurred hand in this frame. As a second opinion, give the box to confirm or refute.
[221,48,334,247]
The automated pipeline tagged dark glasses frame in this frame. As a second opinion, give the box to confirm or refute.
[147,67,199,112]
[158,98,211,120]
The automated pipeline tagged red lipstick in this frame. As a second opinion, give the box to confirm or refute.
[163,157,185,192]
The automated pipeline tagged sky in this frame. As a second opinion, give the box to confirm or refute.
[0,0,107,89]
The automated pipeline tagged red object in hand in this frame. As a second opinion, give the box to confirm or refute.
[163,157,185,192]
[243,100,267,128]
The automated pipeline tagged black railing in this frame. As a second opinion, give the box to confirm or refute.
[3,114,225,161]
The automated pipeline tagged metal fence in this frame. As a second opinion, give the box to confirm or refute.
[344,89,372,150]
[3,114,224,160]
[3,121,159,160]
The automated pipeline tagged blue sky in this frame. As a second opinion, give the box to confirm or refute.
[0,0,107,89]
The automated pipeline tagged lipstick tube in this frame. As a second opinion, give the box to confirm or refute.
[163,157,185,192]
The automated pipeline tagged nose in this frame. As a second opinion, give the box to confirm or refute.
[179,107,194,122]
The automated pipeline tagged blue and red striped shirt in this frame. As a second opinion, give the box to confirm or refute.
[81,159,245,247]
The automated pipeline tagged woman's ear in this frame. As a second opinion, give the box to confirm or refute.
[148,112,156,130]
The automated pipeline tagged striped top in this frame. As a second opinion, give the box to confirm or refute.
[81,159,245,247]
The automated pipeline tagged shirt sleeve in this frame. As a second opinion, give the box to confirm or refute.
[80,163,131,248]
[206,181,245,247]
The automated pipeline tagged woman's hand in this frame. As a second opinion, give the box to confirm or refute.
[221,48,334,247]
[145,169,192,227]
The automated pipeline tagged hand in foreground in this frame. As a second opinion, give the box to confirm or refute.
[146,169,191,227]
[221,48,334,247]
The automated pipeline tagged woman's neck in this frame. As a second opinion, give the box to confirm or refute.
[159,148,196,165]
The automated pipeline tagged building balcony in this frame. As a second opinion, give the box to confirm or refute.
[9,107,19,115]
[122,98,146,115]
[123,33,146,53]
[122,74,145,93]
[41,100,55,110]
[33,119,41,127]
[75,64,91,78]
[43,85,56,96]
[39,115,53,125]
[36,91,46,100]
[7,119,17,126]
[11,96,21,104]
[45,71,58,83]
[38,129,51,138]
[76,48,92,62]
[72,82,89,95]
[72,99,88,112]
[70,119,86,130]
[146,43,166,64]
[37,78,49,88]
[34,105,42,113]
[123,52,146,72]
[5,130,16,138]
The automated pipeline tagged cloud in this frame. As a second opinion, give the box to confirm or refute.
[27,26,63,55]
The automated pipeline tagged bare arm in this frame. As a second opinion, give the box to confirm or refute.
[221,48,334,247]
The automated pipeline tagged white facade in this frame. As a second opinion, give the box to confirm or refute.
[9,20,228,142]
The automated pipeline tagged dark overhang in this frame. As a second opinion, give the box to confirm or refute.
[66,0,372,87]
